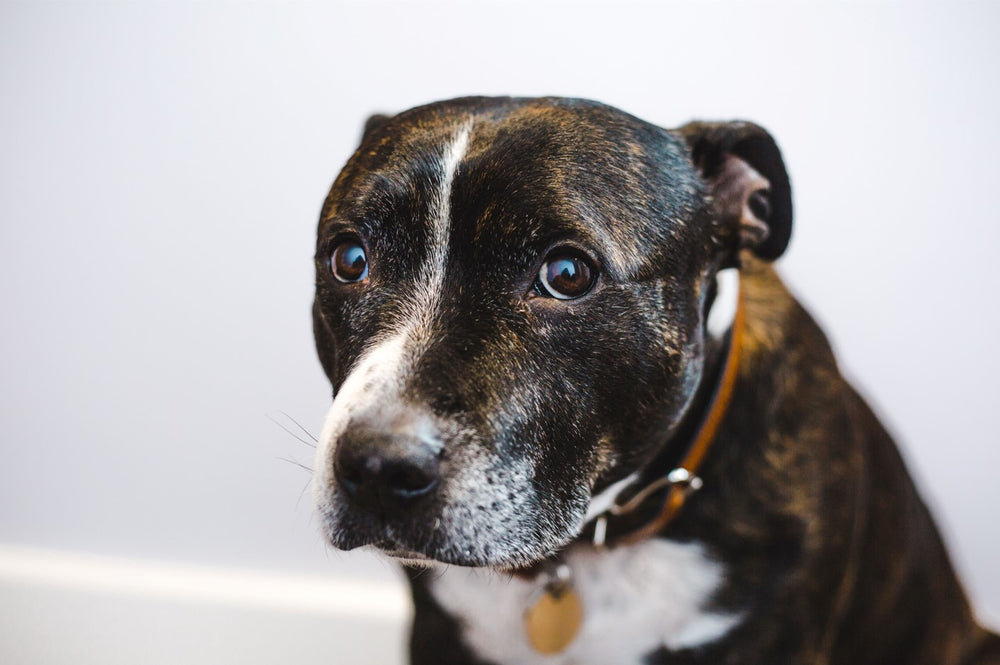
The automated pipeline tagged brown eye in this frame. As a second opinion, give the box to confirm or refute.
[537,252,597,300]
[330,239,369,283]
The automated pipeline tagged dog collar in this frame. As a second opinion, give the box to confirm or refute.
[588,267,745,547]
[522,269,746,655]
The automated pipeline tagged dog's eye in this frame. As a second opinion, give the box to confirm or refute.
[536,251,597,300]
[329,238,369,283]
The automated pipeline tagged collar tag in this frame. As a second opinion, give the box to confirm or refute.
[524,563,584,654]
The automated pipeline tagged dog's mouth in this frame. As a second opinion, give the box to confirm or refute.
[371,541,438,565]
[318,496,581,569]
[315,440,592,568]
[333,523,557,569]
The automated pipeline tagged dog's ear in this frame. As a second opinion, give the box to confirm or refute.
[677,121,793,261]
[361,113,392,140]
[312,299,338,384]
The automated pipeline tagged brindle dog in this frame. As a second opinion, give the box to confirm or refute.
[311,97,999,665]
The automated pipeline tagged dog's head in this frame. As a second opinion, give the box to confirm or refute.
[312,97,791,568]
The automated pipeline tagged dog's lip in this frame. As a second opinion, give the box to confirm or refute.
[370,541,434,562]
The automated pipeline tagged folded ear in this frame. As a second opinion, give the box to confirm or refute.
[361,113,392,140]
[312,298,338,384]
[677,121,793,261]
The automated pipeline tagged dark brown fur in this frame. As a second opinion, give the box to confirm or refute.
[661,256,999,664]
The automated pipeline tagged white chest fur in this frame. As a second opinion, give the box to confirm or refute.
[428,539,741,665]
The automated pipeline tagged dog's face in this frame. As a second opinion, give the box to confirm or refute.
[312,97,791,568]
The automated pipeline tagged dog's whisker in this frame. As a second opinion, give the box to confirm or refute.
[278,410,319,442]
[277,456,313,474]
[410,565,435,581]
[296,477,312,510]
[267,413,317,448]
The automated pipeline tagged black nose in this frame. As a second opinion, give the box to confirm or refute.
[333,427,440,505]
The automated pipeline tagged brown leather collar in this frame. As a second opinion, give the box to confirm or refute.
[587,277,746,547]
[511,276,745,581]
[514,290,748,653]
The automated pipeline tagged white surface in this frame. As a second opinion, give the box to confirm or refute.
[0,545,408,665]
[1,1,998,662]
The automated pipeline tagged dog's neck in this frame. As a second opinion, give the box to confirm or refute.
[514,267,743,570]
[578,270,741,548]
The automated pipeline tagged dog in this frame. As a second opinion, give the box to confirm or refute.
[311,97,999,664]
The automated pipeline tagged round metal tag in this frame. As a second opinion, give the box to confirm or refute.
[524,585,584,655]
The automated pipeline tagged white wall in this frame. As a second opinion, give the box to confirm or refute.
[1,1,998,661]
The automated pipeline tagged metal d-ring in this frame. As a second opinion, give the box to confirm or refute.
[607,467,703,517]
[591,467,704,548]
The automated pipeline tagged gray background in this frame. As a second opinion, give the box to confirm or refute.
[2,0,998,656]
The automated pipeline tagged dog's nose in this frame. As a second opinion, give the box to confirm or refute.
[333,427,440,505]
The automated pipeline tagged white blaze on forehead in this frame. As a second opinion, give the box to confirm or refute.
[411,120,473,336]
[314,121,474,495]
